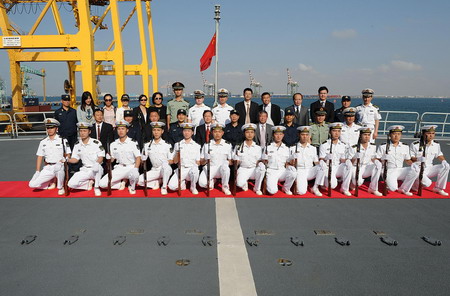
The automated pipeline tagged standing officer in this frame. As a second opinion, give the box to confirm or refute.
[234,123,265,195]
[67,122,105,196]
[168,123,201,194]
[168,109,188,145]
[355,88,381,143]
[262,126,296,195]
[409,125,449,196]
[310,108,329,147]
[223,109,244,148]
[198,123,233,195]
[212,88,234,125]
[99,120,141,195]
[334,96,352,122]
[340,107,361,146]
[54,94,78,149]
[29,119,71,195]
[289,126,321,196]
[375,125,418,196]
[282,108,299,147]
[188,90,211,126]
[138,122,174,195]
[166,82,190,124]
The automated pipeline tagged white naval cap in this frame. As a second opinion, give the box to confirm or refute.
[180,122,195,130]
[358,127,373,134]
[343,107,356,116]
[388,125,405,132]
[194,90,205,98]
[421,125,437,132]
[242,123,257,131]
[116,120,130,128]
[44,118,60,127]
[297,126,311,133]
[77,122,92,129]
[362,88,374,96]
[271,125,286,133]
[150,121,166,129]
[329,122,344,130]
[218,88,229,96]
[211,123,225,130]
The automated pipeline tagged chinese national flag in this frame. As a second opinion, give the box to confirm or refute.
[200,33,216,71]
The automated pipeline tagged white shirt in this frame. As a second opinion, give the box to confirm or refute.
[409,140,443,168]
[72,138,105,167]
[289,143,318,169]
[143,139,174,169]
[188,104,211,126]
[212,103,233,125]
[355,103,381,127]
[347,143,377,166]
[110,136,141,165]
[234,141,262,168]
[174,139,201,168]
[201,139,232,166]
[340,122,362,146]
[262,103,274,125]
[319,139,347,166]
[36,135,71,163]
[262,142,290,170]
[376,141,411,169]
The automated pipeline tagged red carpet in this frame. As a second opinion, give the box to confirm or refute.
[0,181,448,198]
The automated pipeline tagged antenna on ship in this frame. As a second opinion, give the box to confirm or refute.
[287,68,299,96]
[249,70,262,97]
[201,72,214,96]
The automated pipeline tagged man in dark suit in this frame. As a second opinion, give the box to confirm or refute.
[285,92,310,126]
[235,88,259,125]
[194,110,214,147]
[91,108,114,149]
[310,86,335,123]
[255,111,273,147]
[259,92,281,126]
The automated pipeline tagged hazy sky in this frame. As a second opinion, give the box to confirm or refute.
[1,0,450,97]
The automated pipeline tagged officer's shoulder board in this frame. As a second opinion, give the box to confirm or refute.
[225,140,231,145]
[93,139,100,144]
[381,142,386,145]
[434,140,439,143]
[370,143,376,145]
[373,104,380,109]
[400,141,406,145]
[412,140,419,145]
[74,140,80,145]
[352,144,358,148]
[322,140,328,144]
[130,138,137,142]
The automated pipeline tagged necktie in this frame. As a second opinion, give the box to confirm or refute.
[97,124,101,140]
[245,102,250,124]
[206,125,210,143]
[261,124,265,147]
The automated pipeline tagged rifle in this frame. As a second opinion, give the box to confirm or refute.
[382,135,390,196]
[354,138,361,197]
[231,144,240,197]
[206,141,211,197]
[177,145,181,196]
[142,140,151,197]
[292,144,298,195]
[61,138,69,196]
[328,139,333,197]
[262,141,268,195]
[107,141,112,196]
[417,134,426,196]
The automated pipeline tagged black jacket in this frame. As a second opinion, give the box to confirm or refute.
[235,101,259,125]
[310,100,335,123]
[90,122,114,149]
[259,103,282,126]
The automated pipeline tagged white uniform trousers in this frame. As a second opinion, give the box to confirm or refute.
[292,166,319,195]
[68,166,103,190]
[199,164,231,189]
[138,163,172,189]
[265,167,296,195]
[236,166,264,192]
[29,163,65,190]
[314,163,349,189]
[413,164,449,191]
[385,167,418,192]
[168,166,199,192]
[99,164,138,190]
[343,163,381,192]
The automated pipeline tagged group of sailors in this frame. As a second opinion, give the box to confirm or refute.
[29,114,449,197]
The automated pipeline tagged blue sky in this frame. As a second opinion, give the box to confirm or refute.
[1,0,450,97]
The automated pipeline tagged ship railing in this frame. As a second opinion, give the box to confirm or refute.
[0,112,15,138]
[418,112,450,137]
[378,111,420,136]
[13,111,54,137]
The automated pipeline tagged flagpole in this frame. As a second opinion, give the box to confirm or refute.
[213,5,220,107]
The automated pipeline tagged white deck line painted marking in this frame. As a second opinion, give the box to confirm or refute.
[216,198,257,296]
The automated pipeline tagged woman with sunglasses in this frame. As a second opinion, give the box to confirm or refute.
[77,91,97,125]
[102,93,116,128]
[116,94,132,122]
[133,94,150,141]
[149,92,167,125]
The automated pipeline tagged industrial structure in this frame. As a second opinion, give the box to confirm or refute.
[248,69,262,97]
[0,0,159,120]
[286,68,299,96]
[201,71,214,96]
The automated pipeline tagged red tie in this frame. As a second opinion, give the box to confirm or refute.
[97,124,101,140]
[206,125,210,143]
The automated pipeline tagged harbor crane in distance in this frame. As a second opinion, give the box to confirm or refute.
[201,72,214,96]
[287,68,299,96]
[249,70,262,97]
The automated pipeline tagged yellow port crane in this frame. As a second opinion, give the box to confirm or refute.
[0,0,158,118]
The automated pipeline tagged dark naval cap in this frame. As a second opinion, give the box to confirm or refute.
[315,107,327,116]
[124,110,133,118]
[284,108,295,116]
[61,94,70,101]
[230,109,240,116]
[177,109,187,115]
[341,95,351,101]
[172,82,185,90]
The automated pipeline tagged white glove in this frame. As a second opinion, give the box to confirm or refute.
[141,154,148,161]
[374,159,382,170]
[205,153,211,160]
[31,171,40,181]
[325,153,333,161]
[319,159,328,171]
[129,167,140,180]
[92,162,101,173]
[60,157,68,163]
[258,162,266,170]
[354,152,362,160]
[411,162,421,173]
[345,159,353,168]
[416,156,426,162]
[442,160,450,170]
[382,154,395,162]
[233,154,240,161]
[53,162,64,172]
[105,153,111,160]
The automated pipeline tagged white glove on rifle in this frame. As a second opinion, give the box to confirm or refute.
[324,153,333,161]
[416,156,426,163]
[374,159,382,170]
[258,162,266,171]
[141,154,148,161]
[345,159,353,169]
[354,152,362,160]
[105,153,111,160]
[411,161,421,173]
[92,162,101,173]
[204,153,211,160]
[442,160,450,170]
[319,159,328,171]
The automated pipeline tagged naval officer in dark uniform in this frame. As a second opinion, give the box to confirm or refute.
[223,109,244,148]
[123,110,142,145]
[54,94,78,149]
[168,109,187,145]
[282,108,299,147]
[334,95,352,123]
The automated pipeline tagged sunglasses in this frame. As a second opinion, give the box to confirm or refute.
[104,99,112,102]
[154,97,162,100]
[140,99,148,101]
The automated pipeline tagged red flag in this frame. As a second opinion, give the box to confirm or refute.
[200,33,216,72]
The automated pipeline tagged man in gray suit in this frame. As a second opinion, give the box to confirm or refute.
[285,92,310,126]
[255,110,273,147]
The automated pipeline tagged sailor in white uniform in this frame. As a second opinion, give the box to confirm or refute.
[262,126,296,195]
[138,122,174,195]
[355,88,381,143]
[234,123,265,195]
[29,118,71,195]
[168,123,201,194]
[211,88,234,125]
[188,90,211,126]
[198,123,233,195]
[67,122,105,196]
[375,125,418,196]
[289,126,321,196]
[99,120,141,194]
[313,122,353,196]
[409,125,449,196]
[340,107,361,147]
[343,127,382,196]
